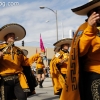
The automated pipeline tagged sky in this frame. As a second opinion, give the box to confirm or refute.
[0,0,88,48]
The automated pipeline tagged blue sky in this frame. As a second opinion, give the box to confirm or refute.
[0,0,88,48]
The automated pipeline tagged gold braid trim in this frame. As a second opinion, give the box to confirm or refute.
[91,79,100,100]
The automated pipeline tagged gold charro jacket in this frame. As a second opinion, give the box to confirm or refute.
[36,56,45,69]
[50,50,69,95]
[0,43,40,89]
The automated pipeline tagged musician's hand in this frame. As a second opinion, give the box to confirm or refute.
[40,53,45,57]
[0,51,4,58]
[60,59,64,64]
[88,12,100,26]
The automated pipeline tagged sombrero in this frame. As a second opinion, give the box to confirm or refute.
[54,46,60,52]
[53,38,72,47]
[22,49,28,56]
[71,0,100,15]
[0,23,26,41]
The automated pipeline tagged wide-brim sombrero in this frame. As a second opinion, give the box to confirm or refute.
[71,0,100,15]
[54,46,60,52]
[53,38,72,47]
[0,23,26,41]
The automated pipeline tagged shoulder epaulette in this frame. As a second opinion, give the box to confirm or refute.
[76,30,83,37]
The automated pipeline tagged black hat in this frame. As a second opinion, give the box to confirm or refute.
[71,0,100,15]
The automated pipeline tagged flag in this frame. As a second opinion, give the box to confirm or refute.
[40,34,45,52]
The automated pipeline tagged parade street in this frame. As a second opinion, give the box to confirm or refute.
[27,77,59,100]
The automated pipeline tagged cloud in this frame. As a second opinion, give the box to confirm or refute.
[0,0,87,47]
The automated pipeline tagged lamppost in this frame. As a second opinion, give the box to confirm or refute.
[40,6,58,41]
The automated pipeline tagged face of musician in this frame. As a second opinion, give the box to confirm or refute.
[62,44,69,49]
[61,44,69,53]
[4,33,15,43]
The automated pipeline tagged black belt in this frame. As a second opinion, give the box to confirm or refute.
[1,74,18,81]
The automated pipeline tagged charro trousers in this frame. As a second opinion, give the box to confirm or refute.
[0,75,27,100]
[79,71,100,100]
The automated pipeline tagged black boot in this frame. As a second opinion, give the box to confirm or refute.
[38,81,41,88]
[40,80,44,88]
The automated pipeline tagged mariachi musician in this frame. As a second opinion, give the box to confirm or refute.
[0,23,41,100]
[50,38,72,96]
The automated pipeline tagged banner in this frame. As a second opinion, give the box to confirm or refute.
[40,34,45,52]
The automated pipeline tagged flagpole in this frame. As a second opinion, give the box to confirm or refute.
[36,48,37,53]
[45,47,48,66]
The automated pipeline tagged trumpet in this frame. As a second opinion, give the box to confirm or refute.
[2,42,14,53]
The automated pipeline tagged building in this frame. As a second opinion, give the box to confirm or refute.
[19,46,55,68]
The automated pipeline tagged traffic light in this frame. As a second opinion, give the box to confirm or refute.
[22,41,24,46]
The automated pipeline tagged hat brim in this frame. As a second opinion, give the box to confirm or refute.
[71,0,100,15]
[0,23,26,41]
[54,46,60,52]
[53,38,72,47]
